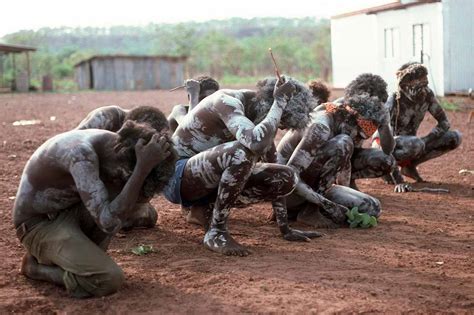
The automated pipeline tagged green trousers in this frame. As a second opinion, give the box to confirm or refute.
[19,206,124,298]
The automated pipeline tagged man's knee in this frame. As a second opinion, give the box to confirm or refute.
[332,134,354,157]
[376,152,396,173]
[273,166,297,196]
[67,262,125,298]
[359,195,381,218]
[446,130,462,150]
[394,136,424,161]
[228,143,256,167]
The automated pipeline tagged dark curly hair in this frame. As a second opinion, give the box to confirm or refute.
[307,79,331,104]
[254,76,317,130]
[115,120,177,198]
[345,93,386,125]
[345,73,388,103]
[195,75,220,95]
[125,106,169,133]
[396,62,428,84]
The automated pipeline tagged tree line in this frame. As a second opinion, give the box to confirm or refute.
[0,17,331,89]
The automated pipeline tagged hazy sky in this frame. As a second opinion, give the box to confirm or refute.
[0,0,392,37]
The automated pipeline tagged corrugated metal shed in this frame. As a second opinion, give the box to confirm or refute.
[74,55,188,91]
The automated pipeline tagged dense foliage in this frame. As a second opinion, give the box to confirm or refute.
[0,17,331,89]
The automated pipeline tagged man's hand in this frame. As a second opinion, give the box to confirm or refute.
[283,228,323,242]
[135,135,171,172]
[322,201,349,224]
[394,183,412,193]
[273,76,295,103]
[185,79,200,91]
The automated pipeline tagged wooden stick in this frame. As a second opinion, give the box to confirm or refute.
[411,187,450,193]
[169,85,185,92]
[268,48,282,82]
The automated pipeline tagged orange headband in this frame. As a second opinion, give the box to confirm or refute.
[325,103,378,138]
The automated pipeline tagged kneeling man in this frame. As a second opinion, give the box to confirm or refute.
[14,122,175,298]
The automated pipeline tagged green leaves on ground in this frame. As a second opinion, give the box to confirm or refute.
[346,207,377,228]
[131,244,154,256]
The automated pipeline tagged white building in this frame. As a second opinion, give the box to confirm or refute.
[331,0,474,96]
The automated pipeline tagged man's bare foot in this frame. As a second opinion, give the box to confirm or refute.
[20,254,39,278]
[20,253,65,286]
[297,206,341,229]
[401,166,425,182]
[203,227,250,256]
[186,204,212,228]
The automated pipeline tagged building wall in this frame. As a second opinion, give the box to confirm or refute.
[75,57,186,91]
[331,14,378,89]
[443,0,474,94]
[376,2,444,95]
[331,2,445,95]
[74,62,90,90]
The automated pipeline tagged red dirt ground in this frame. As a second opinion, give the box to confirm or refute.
[0,89,472,314]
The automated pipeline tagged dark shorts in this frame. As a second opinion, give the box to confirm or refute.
[163,158,212,207]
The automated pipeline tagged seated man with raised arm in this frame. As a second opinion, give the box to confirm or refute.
[168,76,220,132]
[276,93,386,228]
[14,122,176,298]
[164,76,321,256]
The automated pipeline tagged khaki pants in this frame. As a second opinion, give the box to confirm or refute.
[19,206,124,298]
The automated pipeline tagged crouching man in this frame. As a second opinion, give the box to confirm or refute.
[165,76,321,256]
[375,62,462,191]
[14,122,176,298]
[277,93,386,228]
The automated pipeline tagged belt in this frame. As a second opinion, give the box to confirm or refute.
[15,216,46,241]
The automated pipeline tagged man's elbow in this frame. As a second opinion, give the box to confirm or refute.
[381,139,395,155]
[98,215,122,235]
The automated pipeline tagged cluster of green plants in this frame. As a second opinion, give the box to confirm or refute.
[345,207,378,229]
[131,244,154,256]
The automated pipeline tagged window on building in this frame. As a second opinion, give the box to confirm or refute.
[384,27,399,59]
[413,23,430,61]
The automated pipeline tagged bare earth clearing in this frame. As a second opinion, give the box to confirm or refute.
[0,89,472,314]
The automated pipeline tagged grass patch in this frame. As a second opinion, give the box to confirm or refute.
[439,99,459,111]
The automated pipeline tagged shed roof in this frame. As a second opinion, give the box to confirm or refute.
[332,0,441,19]
[74,54,188,68]
[0,43,37,53]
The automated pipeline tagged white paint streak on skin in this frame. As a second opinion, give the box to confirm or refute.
[188,156,220,189]
[221,94,245,115]
[221,172,238,187]
[252,124,267,142]
[231,149,247,165]
[292,149,313,170]
[216,152,232,170]
[251,164,269,175]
